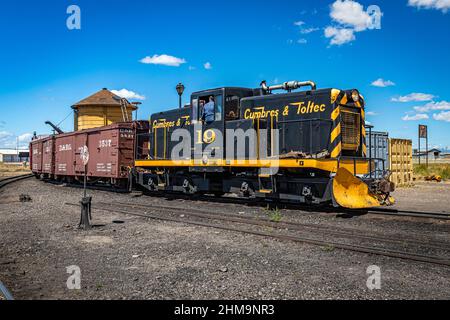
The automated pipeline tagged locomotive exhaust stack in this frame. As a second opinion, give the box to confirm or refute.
[260,80,317,93]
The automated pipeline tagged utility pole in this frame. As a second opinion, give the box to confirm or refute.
[418,124,428,168]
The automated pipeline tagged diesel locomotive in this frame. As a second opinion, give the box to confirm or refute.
[134,80,395,209]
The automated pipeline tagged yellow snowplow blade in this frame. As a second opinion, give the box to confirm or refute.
[333,167,381,209]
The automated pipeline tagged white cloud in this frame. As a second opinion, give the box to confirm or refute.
[324,26,355,45]
[402,113,429,121]
[204,62,212,70]
[111,89,146,100]
[0,131,13,146]
[366,111,378,116]
[18,133,33,142]
[294,21,305,26]
[408,0,450,13]
[0,131,33,148]
[371,78,395,87]
[392,92,435,102]
[330,0,372,31]
[300,27,320,34]
[140,54,186,67]
[433,111,450,122]
[413,100,450,112]
[324,1,382,46]
[297,38,308,44]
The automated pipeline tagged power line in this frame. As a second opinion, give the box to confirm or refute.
[56,110,74,128]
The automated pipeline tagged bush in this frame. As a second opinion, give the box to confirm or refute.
[413,163,450,180]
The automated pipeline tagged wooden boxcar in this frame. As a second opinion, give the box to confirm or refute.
[30,121,149,187]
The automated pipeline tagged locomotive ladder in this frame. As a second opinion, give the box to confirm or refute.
[120,98,130,122]
[258,171,276,194]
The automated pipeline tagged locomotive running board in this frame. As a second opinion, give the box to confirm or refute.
[332,167,381,209]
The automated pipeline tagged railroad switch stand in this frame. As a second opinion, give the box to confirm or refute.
[79,196,92,230]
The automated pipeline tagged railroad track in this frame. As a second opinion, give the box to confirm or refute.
[135,191,450,221]
[98,201,450,251]
[49,179,450,220]
[66,201,450,267]
[0,174,34,189]
[363,207,450,220]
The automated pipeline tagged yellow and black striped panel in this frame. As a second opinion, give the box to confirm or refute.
[329,90,348,158]
[360,97,367,157]
[362,125,367,157]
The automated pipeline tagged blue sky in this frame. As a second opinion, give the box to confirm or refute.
[0,0,449,149]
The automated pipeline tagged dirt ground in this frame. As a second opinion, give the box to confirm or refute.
[0,178,449,300]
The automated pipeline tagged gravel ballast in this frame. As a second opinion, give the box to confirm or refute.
[0,178,449,300]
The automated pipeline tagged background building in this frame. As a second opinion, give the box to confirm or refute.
[0,149,29,163]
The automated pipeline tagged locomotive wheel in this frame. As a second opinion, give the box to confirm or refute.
[182,179,197,195]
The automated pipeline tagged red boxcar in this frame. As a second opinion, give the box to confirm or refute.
[54,134,76,177]
[30,121,149,187]
[30,136,54,178]
[30,138,44,175]
[42,137,55,176]
[57,122,148,187]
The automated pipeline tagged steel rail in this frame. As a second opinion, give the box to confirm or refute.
[97,201,450,251]
[136,191,450,221]
[65,202,450,267]
[49,179,450,220]
[364,207,450,220]
[0,174,34,189]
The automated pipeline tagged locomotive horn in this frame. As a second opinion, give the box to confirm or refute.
[261,80,317,93]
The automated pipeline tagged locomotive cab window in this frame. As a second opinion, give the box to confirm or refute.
[225,95,240,120]
[196,94,223,122]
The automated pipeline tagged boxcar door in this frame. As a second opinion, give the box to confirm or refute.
[74,133,88,176]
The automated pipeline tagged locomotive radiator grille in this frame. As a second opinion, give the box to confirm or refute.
[341,109,361,151]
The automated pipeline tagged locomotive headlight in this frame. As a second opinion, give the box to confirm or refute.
[351,90,360,103]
